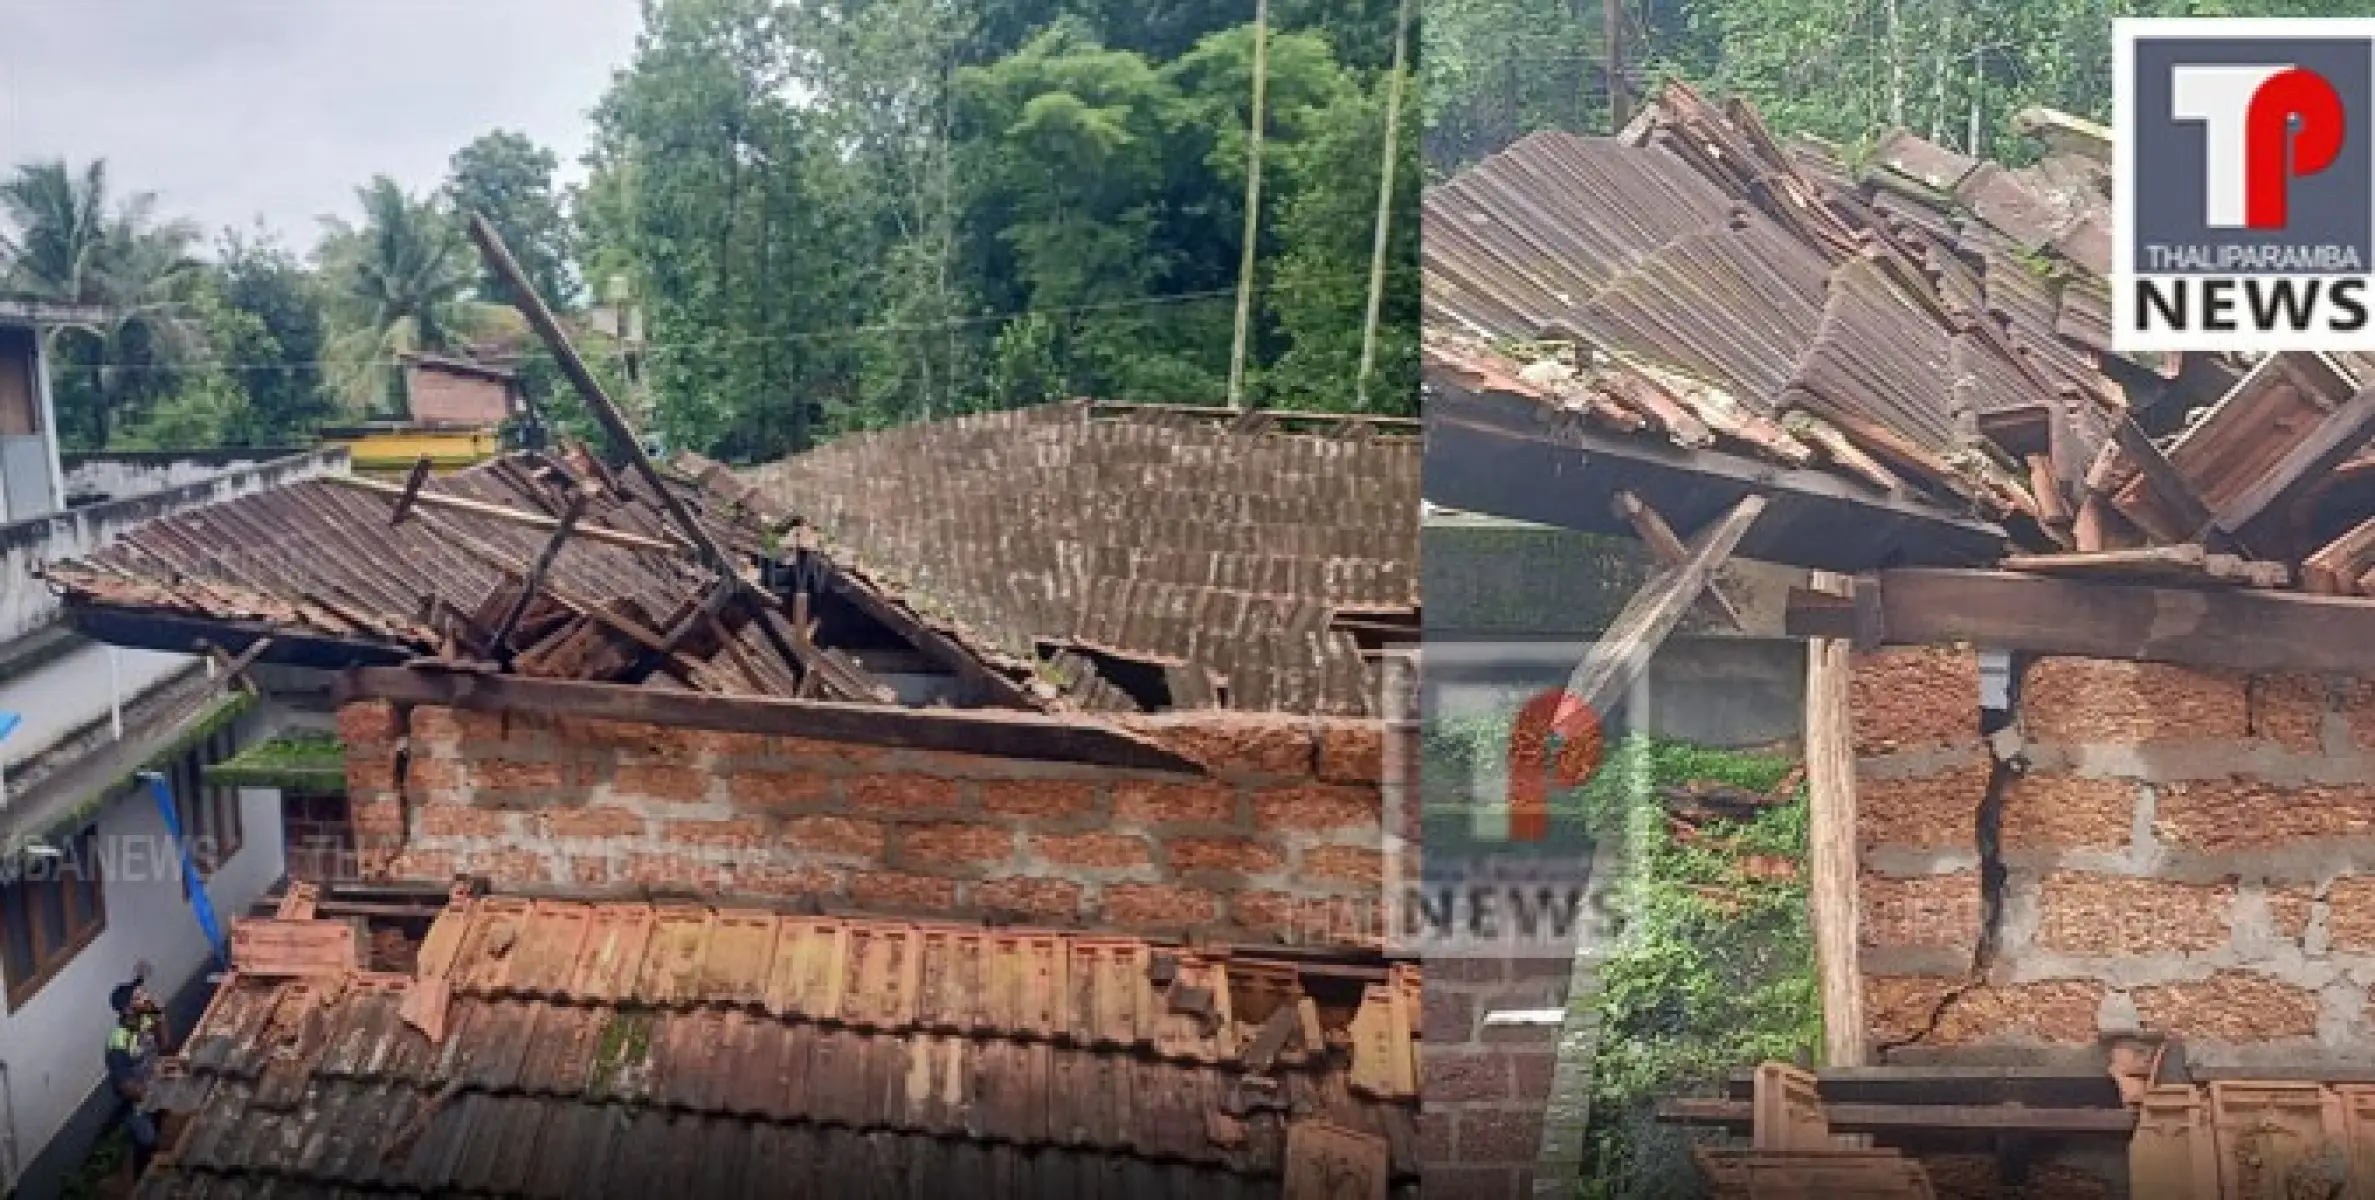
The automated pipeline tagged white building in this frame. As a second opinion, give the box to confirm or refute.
[0,301,345,1197]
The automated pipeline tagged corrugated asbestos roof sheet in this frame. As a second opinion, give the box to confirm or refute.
[140,896,1420,1199]
[1422,83,2126,531]
[732,401,1419,717]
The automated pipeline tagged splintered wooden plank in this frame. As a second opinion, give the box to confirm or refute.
[230,919,358,977]
[2306,515,2375,594]
[1613,490,1746,627]
[2002,544,2218,584]
[1557,495,1766,727]
[1282,1120,1390,1200]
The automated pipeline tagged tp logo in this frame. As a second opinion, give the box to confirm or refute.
[2115,19,2375,351]
[1496,688,1604,842]
[2170,63,2346,228]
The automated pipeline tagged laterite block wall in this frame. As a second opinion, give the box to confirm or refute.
[335,701,1390,944]
[1855,645,2375,1071]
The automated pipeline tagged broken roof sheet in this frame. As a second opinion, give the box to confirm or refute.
[1428,83,2375,596]
[39,446,883,701]
[1422,86,2101,527]
[728,401,1419,717]
[140,895,1420,1199]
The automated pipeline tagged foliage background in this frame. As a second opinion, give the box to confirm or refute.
[1426,704,1817,1200]
[0,0,1418,463]
[1424,0,2375,174]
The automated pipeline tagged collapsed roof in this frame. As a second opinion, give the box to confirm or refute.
[726,401,1418,716]
[137,890,1421,1199]
[44,403,1418,721]
[1423,81,2375,594]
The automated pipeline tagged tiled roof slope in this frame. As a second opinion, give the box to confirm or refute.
[1422,83,2122,530]
[734,401,1419,717]
[140,896,1421,1199]
[42,449,890,702]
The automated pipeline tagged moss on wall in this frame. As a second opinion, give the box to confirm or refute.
[204,732,345,792]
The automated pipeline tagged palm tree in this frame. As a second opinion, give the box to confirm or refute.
[0,159,201,446]
[316,177,489,416]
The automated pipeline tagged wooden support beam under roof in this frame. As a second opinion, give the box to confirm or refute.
[334,667,1198,773]
[1425,382,2008,574]
[1658,1097,2136,1136]
[1555,494,1766,727]
[1614,490,1746,628]
[1785,568,2375,674]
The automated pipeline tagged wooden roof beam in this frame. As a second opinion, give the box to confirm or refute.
[1786,568,2375,674]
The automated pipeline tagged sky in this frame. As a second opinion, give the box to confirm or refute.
[0,0,645,251]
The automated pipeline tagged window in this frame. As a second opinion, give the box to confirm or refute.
[166,728,244,880]
[282,791,356,884]
[1,828,106,1010]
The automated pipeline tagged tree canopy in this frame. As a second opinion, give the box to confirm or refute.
[0,0,1413,457]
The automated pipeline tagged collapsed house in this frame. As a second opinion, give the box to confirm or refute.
[42,337,1422,1193]
[1422,80,2375,1198]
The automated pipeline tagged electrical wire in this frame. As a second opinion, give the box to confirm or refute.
[38,265,1418,376]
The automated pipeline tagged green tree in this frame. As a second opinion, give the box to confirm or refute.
[315,176,483,416]
[447,130,577,309]
[579,0,866,459]
[1265,60,1419,414]
[0,159,201,446]
[214,225,335,442]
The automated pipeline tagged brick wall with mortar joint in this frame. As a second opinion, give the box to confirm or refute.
[336,701,1391,943]
[1854,647,2375,1071]
[1420,955,1575,1200]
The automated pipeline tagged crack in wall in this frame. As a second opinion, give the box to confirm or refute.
[1879,653,2024,1054]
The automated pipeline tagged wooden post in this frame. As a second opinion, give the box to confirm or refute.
[464,212,875,697]
[1805,571,1869,1074]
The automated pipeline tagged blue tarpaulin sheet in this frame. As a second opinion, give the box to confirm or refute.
[143,771,228,969]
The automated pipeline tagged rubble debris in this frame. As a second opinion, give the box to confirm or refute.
[1423,79,2375,597]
